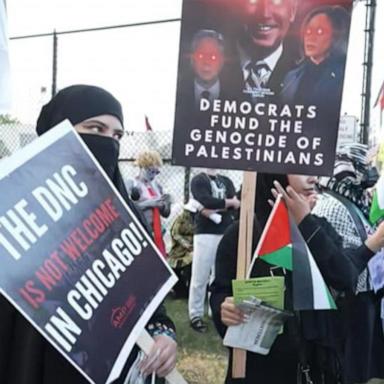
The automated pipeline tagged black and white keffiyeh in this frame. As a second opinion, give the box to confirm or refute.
[316,143,377,292]
[319,143,372,218]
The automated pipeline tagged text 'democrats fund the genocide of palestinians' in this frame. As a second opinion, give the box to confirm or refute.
[172,0,353,175]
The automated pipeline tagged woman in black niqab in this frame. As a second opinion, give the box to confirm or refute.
[35,84,149,232]
[0,85,176,384]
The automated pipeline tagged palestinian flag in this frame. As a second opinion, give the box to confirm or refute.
[249,195,336,311]
[370,174,384,224]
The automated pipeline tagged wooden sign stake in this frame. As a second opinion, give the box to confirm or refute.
[232,171,257,378]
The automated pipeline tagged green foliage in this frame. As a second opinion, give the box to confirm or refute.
[165,297,227,384]
[0,114,20,124]
[166,297,226,355]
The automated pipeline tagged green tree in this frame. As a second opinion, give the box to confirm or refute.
[0,114,20,124]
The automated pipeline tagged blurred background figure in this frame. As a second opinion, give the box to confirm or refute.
[125,150,171,258]
[188,168,240,333]
[168,206,194,299]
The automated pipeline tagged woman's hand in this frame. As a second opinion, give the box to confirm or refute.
[221,297,247,327]
[366,220,384,253]
[271,181,312,225]
[139,335,177,378]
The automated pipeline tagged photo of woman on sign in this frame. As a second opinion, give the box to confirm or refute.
[281,6,351,115]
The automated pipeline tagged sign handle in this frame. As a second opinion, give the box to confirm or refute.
[136,329,188,384]
[232,171,257,378]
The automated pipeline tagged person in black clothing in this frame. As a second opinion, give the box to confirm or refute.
[189,168,240,332]
[314,143,384,384]
[210,173,384,384]
[0,85,177,384]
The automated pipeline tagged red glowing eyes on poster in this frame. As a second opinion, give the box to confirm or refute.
[304,14,333,37]
[193,38,223,63]
[306,28,325,36]
[196,53,218,62]
[305,21,333,38]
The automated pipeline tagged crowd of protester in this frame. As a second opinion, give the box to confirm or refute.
[0,83,383,384]
[3,0,384,382]
[124,135,384,383]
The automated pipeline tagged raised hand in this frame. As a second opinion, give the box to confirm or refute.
[271,181,311,225]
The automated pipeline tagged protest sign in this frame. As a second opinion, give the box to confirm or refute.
[0,121,177,384]
[172,0,353,176]
[337,115,359,146]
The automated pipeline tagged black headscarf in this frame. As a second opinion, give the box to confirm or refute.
[319,143,374,218]
[36,85,123,135]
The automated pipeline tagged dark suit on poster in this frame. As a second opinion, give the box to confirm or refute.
[280,55,345,118]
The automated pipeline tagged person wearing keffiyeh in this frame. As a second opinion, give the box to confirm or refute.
[318,143,374,219]
[313,143,384,384]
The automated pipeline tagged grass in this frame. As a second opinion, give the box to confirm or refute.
[165,297,384,384]
[165,297,228,384]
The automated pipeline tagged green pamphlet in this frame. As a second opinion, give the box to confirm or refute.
[232,276,285,309]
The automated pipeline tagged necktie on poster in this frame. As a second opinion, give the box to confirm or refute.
[200,90,211,102]
[246,61,271,89]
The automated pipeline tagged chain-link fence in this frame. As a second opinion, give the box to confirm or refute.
[0,123,243,245]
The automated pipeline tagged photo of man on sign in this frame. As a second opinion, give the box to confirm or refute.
[190,29,226,107]
[232,0,297,101]
[172,0,353,176]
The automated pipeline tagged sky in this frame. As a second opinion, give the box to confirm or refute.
[5,0,384,132]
